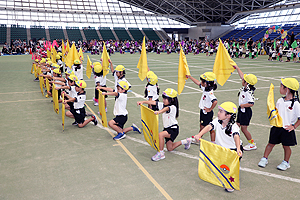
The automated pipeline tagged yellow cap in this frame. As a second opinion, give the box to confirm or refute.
[93,62,101,66]
[52,63,59,69]
[200,72,216,81]
[56,54,61,59]
[68,74,78,82]
[163,88,177,98]
[115,65,125,72]
[281,78,299,91]
[75,80,86,89]
[47,61,52,65]
[58,52,62,56]
[94,64,103,73]
[65,69,74,75]
[53,68,61,74]
[147,71,158,85]
[46,58,50,61]
[218,101,237,114]
[40,58,46,63]
[118,81,129,90]
[74,59,81,65]
[35,59,39,62]
[244,74,257,85]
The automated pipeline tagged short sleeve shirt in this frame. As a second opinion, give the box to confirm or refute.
[158,102,178,128]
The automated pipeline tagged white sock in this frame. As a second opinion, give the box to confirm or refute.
[181,139,188,145]
[160,150,164,155]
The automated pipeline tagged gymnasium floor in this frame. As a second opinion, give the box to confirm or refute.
[1,52,300,199]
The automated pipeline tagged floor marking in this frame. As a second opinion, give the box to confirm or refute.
[0,91,40,95]
[0,98,49,103]
[84,103,173,200]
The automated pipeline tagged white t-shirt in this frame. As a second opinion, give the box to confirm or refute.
[113,72,131,91]
[276,97,300,127]
[94,74,106,86]
[210,118,240,149]
[238,89,255,112]
[72,64,83,80]
[199,85,217,113]
[114,93,128,116]
[158,102,178,128]
[74,92,86,109]
[146,84,159,101]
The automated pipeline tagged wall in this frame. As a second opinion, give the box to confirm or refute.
[182,25,234,40]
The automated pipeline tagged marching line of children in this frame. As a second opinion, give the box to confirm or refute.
[31,47,300,172]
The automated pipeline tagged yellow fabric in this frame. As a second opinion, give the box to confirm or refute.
[101,42,110,77]
[86,55,92,79]
[52,84,59,114]
[163,88,177,98]
[51,46,57,64]
[79,47,84,62]
[198,139,240,190]
[31,63,35,74]
[66,40,70,53]
[34,64,38,78]
[137,36,148,81]
[65,43,79,69]
[62,93,65,131]
[218,101,237,114]
[140,105,159,151]
[62,39,66,62]
[45,78,50,98]
[244,74,258,85]
[178,44,190,95]
[98,90,108,127]
[267,83,283,127]
[281,78,299,91]
[213,39,236,86]
[38,68,44,96]
[200,72,216,81]
[47,50,51,59]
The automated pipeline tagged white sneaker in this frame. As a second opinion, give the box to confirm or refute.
[258,157,268,168]
[184,138,192,150]
[151,152,165,161]
[277,161,290,171]
[243,143,257,151]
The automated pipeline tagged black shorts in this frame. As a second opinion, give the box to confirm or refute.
[70,107,86,124]
[237,107,252,126]
[269,126,297,146]
[67,102,74,110]
[200,109,214,126]
[95,85,107,99]
[113,115,128,129]
[164,125,179,143]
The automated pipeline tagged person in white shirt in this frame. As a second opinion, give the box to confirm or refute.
[109,59,131,92]
[72,59,83,80]
[63,80,97,128]
[101,81,141,140]
[92,62,107,108]
[144,71,160,111]
[193,101,243,158]
[137,88,192,162]
[187,72,218,143]
[234,65,257,151]
[258,78,300,171]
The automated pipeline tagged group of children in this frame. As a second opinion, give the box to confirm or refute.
[32,47,300,173]
[268,46,299,62]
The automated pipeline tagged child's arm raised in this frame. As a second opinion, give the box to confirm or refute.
[109,59,114,73]
[233,65,244,80]
[137,100,156,106]
[186,75,200,86]
[96,86,114,92]
[193,124,213,141]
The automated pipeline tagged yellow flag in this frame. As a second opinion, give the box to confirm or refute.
[45,78,50,98]
[79,47,84,62]
[178,44,191,95]
[267,83,283,127]
[51,46,57,64]
[47,50,51,59]
[65,43,79,69]
[66,40,70,53]
[101,42,110,77]
[140,105,159,151]
[98,90,108,127]
[52,84,59,114]
[34,64,38,78]
[137,36,148,81]
[198,139,240,191]
[62,39,66,62]
[31,63,35,74]
[213,39,236,86]
[62,93,65,131]
[86,55,92,79]
[38,68,44,96]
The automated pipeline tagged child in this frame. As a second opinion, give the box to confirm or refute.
[187,72,218,143]
[100,81,141,140]
[63,80,97,127]
[137,88,192,161]
[72,59,83,80]
[109,60,131,91]
[92,62,107,110]
[286,49,292,62]
[144,71,159,111]
[193,101,243,157]
[258,78,300,170]
[234,65,257,150]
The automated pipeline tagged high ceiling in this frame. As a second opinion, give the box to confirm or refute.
[119,0,284,25]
